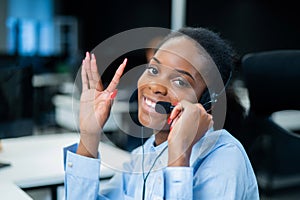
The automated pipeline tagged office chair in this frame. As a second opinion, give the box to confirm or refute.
[241,50,300,195]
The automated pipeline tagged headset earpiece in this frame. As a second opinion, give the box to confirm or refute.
[199,70,233,110]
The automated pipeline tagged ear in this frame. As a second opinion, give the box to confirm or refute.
[129,89,142,126]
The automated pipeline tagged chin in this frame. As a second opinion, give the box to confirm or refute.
[138,111,169,131]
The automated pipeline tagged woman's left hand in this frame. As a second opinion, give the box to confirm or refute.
[167,100,213,167]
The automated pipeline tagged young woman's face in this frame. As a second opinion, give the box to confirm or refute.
[137,36,208,130]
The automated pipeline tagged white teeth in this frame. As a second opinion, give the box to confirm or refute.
[145,97,156,108]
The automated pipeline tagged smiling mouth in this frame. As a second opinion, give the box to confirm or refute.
[143,96,157,111]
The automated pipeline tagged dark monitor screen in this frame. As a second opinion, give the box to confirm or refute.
[0,56,33,139]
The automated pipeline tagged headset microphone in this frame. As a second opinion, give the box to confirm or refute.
[155,101,174,114]
[155,99,215,114]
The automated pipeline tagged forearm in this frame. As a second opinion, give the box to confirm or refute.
[168,141,192,167]
[168,151,191,167]
[76,132,101,158]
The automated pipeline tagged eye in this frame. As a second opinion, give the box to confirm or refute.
[146,65,159,75]
[173,78,189,87]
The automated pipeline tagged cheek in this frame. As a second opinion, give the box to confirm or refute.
[175,89,199,103]
[137,73,149,91]
[137,75,146,101]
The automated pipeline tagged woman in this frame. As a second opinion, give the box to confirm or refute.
[64,27,259,199]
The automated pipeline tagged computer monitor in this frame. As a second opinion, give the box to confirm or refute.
[0,55,34,139]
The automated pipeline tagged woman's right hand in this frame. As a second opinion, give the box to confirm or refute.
[77,52,127,158]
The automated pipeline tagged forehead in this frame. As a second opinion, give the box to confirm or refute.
[154,37,215,79]
[157,37,213,73]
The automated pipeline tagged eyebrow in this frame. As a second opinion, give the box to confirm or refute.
[152,57,161,64]
[151,57,195,81]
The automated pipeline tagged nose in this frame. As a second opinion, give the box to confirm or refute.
[149,82,167,96]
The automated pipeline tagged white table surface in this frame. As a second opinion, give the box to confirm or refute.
[0,182,32,200]
[0,132,130,199]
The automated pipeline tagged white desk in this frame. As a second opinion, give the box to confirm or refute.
[52,95,132,132]
[0,133,130,200]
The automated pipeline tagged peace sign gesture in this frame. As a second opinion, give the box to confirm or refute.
[77,52,127,158]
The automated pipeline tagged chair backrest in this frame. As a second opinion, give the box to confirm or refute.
[242,50,300,116]
[241,50,300,179]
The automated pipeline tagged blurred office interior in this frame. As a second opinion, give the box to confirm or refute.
[0,0,300,199]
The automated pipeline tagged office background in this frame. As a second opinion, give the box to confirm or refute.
[1,0,300,55]
[0,0,300,199]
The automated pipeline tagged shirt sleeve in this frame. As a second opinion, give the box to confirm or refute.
[192,143,259,200]
[63,144,128,200]
[64,143,101,200]
[164,167,193,200]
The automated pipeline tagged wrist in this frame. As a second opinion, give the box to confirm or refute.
[76,133,100,158]
[76,140,96,158]
[168,149,192,167]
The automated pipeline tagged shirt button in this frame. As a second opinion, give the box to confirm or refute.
[67,162,73,168]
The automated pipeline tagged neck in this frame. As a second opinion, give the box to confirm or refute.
[154,130,169,146]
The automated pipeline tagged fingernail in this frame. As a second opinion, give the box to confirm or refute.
[110,89,118,99]
[173,102,178,106]
[170,126,173,132]
[123,58,127,65]
[167,117,172,125]
[91,53,95,59]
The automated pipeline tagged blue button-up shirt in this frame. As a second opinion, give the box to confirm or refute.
[64,129,259,199]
